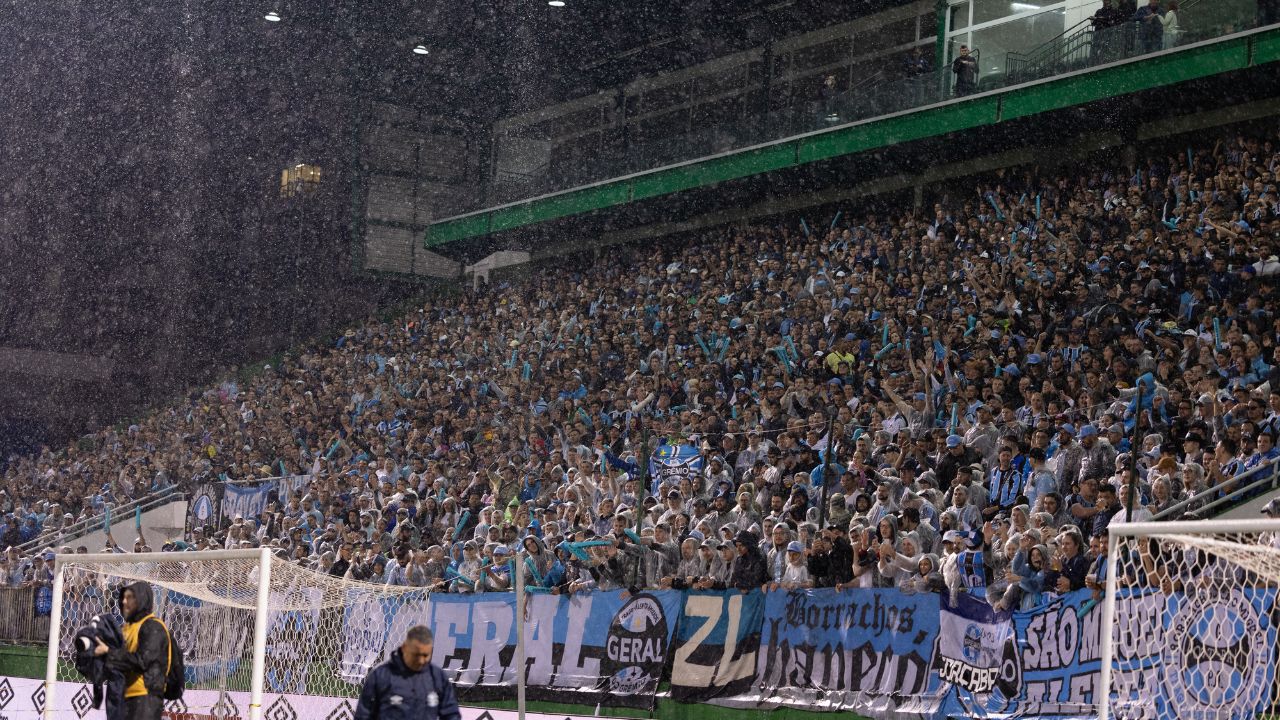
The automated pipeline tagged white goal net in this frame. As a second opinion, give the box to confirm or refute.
[1100,519,1280,720]
[47,549,432,720]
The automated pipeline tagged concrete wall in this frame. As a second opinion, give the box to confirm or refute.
[44,499,188,552]
[1219,489,1280,520]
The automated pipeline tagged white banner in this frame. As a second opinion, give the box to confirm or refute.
[0,677,627,720]
[933,591,1020,698]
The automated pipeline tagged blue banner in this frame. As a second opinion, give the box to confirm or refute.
[220,476,309,524]
[669,590,765,702]
[220,482,275,524]
[1005,587,1279,720]
[668,586,1277,718]
[648,444,705,493]
[136,575,1277,719]
[753,589,939,712]
[934,590,1021,716]
[339,588,684,710]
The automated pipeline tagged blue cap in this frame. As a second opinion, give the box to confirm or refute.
[688,530,705,543]
[1061,422,1077,435]
[946,435,963,448]
[1078,424,1098,438]
[787,541,805,553]
[913,392,926,401]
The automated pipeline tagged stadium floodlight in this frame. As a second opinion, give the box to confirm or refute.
[413,44,430,55]
[548,1,566,6]
[1099,518,1280,720]
[1010,2,1041,9]
[263,10,282,21]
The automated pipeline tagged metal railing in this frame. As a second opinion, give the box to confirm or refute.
[16,485,182,555]
[1005,0,1216,84]
[1151,454,1280,521]
[1005,16,1095,82]
[0,586,51,644]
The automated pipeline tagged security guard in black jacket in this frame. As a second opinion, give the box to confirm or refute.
[356,626,461,720]
[93,582,170,720]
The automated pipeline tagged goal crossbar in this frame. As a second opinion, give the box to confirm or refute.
[45,547,276,720]
[1106,518,1280,538]
[54,549,267,565]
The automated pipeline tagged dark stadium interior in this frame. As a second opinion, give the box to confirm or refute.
[0,0,918,451]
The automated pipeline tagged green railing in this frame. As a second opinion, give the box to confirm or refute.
[448,3,1271,219]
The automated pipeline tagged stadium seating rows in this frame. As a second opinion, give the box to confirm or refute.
[1,129,1279,612]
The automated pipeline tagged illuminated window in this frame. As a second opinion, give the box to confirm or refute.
[280,164,322,197]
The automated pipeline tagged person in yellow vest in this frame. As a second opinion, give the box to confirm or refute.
[93,582,170,720]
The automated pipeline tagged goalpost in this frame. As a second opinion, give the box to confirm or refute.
[43,548,504,720]
[1100,518,1280,720]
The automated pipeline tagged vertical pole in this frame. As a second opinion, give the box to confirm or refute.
[1125,383,1144,520]
[633,429,652,586]
[816,415,836,530]
[248,547,273,720]
[1097,531,1122,720]
[515,555,526,720]
[634,429,651,537]
[43,559,67,720]
[935,0,949,85]
[760,41,774,140]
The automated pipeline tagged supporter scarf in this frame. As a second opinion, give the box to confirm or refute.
[444,565,475,589]
[986,195,1005,221]
[773,346,793,375]
[562,540,613,562]
[695,333,711,359]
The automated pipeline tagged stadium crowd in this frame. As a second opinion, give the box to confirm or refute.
[3,129,1280,610]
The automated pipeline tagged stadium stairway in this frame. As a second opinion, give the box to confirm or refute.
[16,488,188,554]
